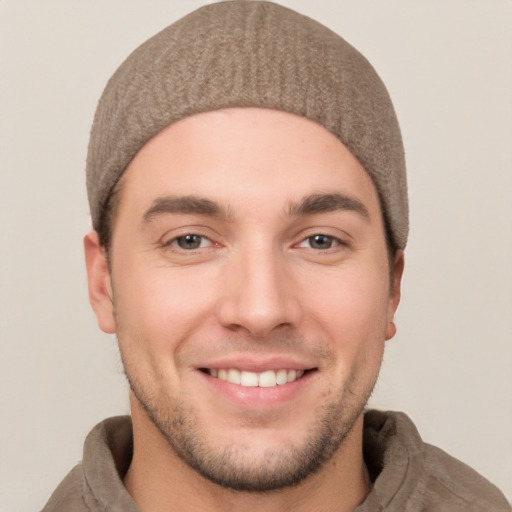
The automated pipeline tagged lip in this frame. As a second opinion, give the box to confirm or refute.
[196,355,316,373]
[197,360,318,410]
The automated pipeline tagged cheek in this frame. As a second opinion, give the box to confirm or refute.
[111,258,219,363]
[305,268,390,335]
[301,265,390,376]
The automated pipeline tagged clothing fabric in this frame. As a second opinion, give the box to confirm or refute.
[86,1,409,250]
[42,410,511,511]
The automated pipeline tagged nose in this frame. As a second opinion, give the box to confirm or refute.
[216,246,302,337]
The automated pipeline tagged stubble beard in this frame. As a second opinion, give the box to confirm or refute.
[121,351,377,493]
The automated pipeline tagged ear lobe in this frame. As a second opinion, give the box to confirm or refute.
[84,230,116,334]
[386,249,404,341]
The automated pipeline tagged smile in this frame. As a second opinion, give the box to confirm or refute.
[205,368,306,388]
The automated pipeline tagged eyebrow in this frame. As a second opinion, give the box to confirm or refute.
[287,193,369,219]
[141,195,232,225]
[140,192,369,226]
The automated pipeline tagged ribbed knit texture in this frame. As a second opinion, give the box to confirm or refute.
[86,0,408,248]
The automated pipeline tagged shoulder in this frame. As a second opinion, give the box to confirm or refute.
[40,416,136,512]
[362,410,511,511]
[41,464,88,512]
[421,442,511,511]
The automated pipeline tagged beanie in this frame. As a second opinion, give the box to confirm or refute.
[86,0,408,249]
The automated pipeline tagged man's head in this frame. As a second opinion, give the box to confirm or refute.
[84,0,406,494]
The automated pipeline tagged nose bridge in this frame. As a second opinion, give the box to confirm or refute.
[217,240,300,336]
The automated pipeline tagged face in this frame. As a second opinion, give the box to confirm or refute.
[86,108,402,492]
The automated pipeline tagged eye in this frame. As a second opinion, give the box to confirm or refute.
[171,234,212,250]
[299,234,340,250]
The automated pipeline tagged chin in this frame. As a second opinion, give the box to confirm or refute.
[127,369,371,492]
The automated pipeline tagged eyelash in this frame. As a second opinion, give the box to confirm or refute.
[296,234,345,250]
[164,233,215,251]
[163,232,346,253]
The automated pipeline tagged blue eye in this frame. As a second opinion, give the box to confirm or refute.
[173,234,208,250]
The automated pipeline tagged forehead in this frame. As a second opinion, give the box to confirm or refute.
[117,108,382,221]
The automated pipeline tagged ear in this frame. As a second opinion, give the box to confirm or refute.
[385,249,404,340]
[84,230,116,334]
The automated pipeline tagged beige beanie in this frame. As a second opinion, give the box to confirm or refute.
[86,0,408,249]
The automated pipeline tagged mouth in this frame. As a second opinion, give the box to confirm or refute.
[200,368,314,388]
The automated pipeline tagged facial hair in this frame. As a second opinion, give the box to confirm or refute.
[120,341,378,493]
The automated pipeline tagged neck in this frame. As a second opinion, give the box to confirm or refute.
[124,394,371,512]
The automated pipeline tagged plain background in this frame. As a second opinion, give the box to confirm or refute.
[1,1,511,510]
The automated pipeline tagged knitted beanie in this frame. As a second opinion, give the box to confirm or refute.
[86,0,408,249]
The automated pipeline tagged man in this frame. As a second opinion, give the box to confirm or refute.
[42,1,511,511]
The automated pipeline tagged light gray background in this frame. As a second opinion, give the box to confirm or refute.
[1,1,511,510]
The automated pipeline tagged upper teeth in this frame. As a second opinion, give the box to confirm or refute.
[209,368,304,387]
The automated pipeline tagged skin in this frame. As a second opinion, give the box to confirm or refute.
[85,108,403,512]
